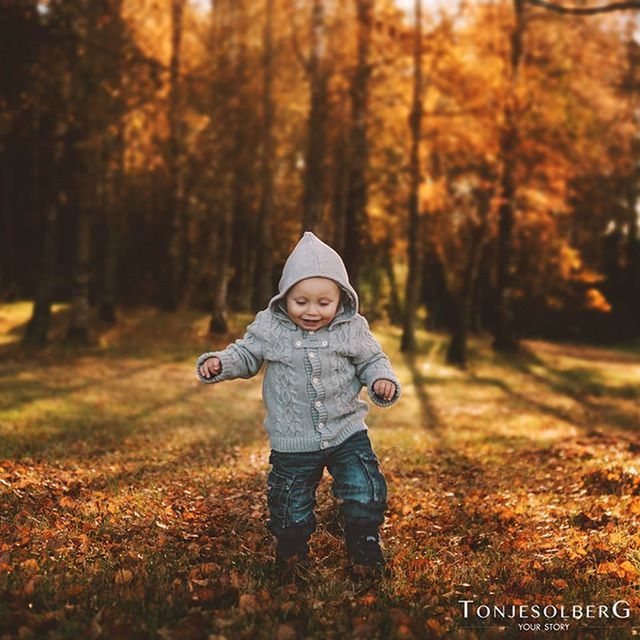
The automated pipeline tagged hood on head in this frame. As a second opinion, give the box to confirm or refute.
[267,231,359,331]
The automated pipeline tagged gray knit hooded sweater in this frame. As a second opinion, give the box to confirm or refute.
[195,231,401,452]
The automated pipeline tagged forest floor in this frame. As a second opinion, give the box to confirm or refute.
[1,302,640,640]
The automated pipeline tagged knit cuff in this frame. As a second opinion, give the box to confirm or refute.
[368,378,401,408]
[195,350,233,384]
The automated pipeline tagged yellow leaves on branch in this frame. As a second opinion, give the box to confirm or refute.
[419,178,449,214]
[584,288,612,313]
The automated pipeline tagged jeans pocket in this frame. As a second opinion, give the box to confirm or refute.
[354,450,387,504]
[267,469,294,526]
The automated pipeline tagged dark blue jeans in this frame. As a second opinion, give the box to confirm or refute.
[266,430,388,553]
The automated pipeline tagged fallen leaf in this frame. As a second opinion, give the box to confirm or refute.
[276,623,297,640]
[115,569,133,585]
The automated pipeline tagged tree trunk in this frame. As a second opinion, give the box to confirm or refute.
[421,242,449,332]
[66,170,92,344]
[162,0,186,311]
[25,204,57,345]
[446,188,492,368]
[331,128,348,256]
[626,20,640,335]
[0,139,17,301]
[66,3,99,344]
[382,234,402,324]
[625,179,639,335]
[99,0,126,325]
[208,0,234,334]
[24,97,61,344]
[343,0,373,292]
[229,0,255,312]
[302,0,328,235]
[231,185,254,311]
[401,0,424,353]
[100,118,124,324]
[492,0,525,353]
[471,248,492,333]
[209,204,233,334]
[252,0,276,311]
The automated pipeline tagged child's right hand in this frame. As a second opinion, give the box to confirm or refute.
[199,356,222,379]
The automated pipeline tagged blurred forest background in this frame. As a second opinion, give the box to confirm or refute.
[2,3,640,637]
[1,0,639,366]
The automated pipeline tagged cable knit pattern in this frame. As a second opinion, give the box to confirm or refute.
[195,231,401,452]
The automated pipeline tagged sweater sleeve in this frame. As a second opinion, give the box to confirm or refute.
[352,315,401,408]
[195,310,269,384]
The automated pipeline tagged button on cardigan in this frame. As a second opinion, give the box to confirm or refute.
[195,231,401,453]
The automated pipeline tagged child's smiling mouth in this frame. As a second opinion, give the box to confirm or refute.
[302,319,320,326]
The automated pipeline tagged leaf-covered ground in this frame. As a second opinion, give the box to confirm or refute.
[1,302,639,639]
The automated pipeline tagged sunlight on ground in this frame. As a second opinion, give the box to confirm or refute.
[1,301,640,638]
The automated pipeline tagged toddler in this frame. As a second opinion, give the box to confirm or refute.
[195,231,401,578]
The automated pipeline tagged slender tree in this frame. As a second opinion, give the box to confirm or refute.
[24,200,58,345]
[162,0,187,311]
[401,0,424,353]
[228,0,257,312]
[492,0,525,352]
[98,0,127,324]
[67,0,103,344]
[207,0,235,334]
[301,0,330,235]
[252,0,276,311]
[343,0,374,291]
[446,177,495,367]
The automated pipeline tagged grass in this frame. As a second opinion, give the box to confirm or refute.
[1,301,640,639]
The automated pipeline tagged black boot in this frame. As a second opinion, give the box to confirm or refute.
[276,540,309,564]
[344,523,388,579]
[275,530,310,562]
[273,531,312,584]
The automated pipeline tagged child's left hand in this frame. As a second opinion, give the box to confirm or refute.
[372,379,397,401]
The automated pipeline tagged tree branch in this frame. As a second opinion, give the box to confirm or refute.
[526,0,640,15]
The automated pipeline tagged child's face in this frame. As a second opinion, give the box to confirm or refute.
[285,277,341,331]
